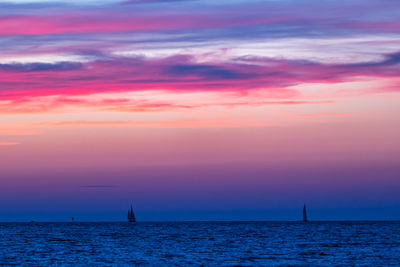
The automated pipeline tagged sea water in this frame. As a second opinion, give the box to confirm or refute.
[0,221,399,265]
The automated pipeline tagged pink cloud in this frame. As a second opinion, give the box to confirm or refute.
[0,52,398,114]
[0,93,334,114]
[0,13,286,36]
[299,113,352,118]
[0,142,20,146]
[0,54,397,99]
[33,119,273,128]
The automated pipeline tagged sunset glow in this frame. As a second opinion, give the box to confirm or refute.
[0,0,399,221]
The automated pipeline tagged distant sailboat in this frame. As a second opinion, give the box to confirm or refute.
[128,205,136,222]
[303,204,308,222]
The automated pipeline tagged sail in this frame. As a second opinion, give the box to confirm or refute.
[303,204,308,222]
[128,205,136,222]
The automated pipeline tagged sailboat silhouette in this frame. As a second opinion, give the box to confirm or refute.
[303,204,308,222]
[128,205,136,222]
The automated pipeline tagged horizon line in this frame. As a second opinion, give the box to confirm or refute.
[1,219,399,223]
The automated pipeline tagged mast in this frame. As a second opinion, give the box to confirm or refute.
[303,204,308,222]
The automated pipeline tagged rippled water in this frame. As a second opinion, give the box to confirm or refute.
[0,221,399,265]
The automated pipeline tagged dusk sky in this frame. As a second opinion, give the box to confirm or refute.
[0,0,400,221]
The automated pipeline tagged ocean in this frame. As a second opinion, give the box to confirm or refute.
[0,221,399,266]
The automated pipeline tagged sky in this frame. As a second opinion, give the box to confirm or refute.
[0,0,400,221]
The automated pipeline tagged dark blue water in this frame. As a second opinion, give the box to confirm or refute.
[0,221,399,265]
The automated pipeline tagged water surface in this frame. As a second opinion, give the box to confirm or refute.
[0,221,399,265]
